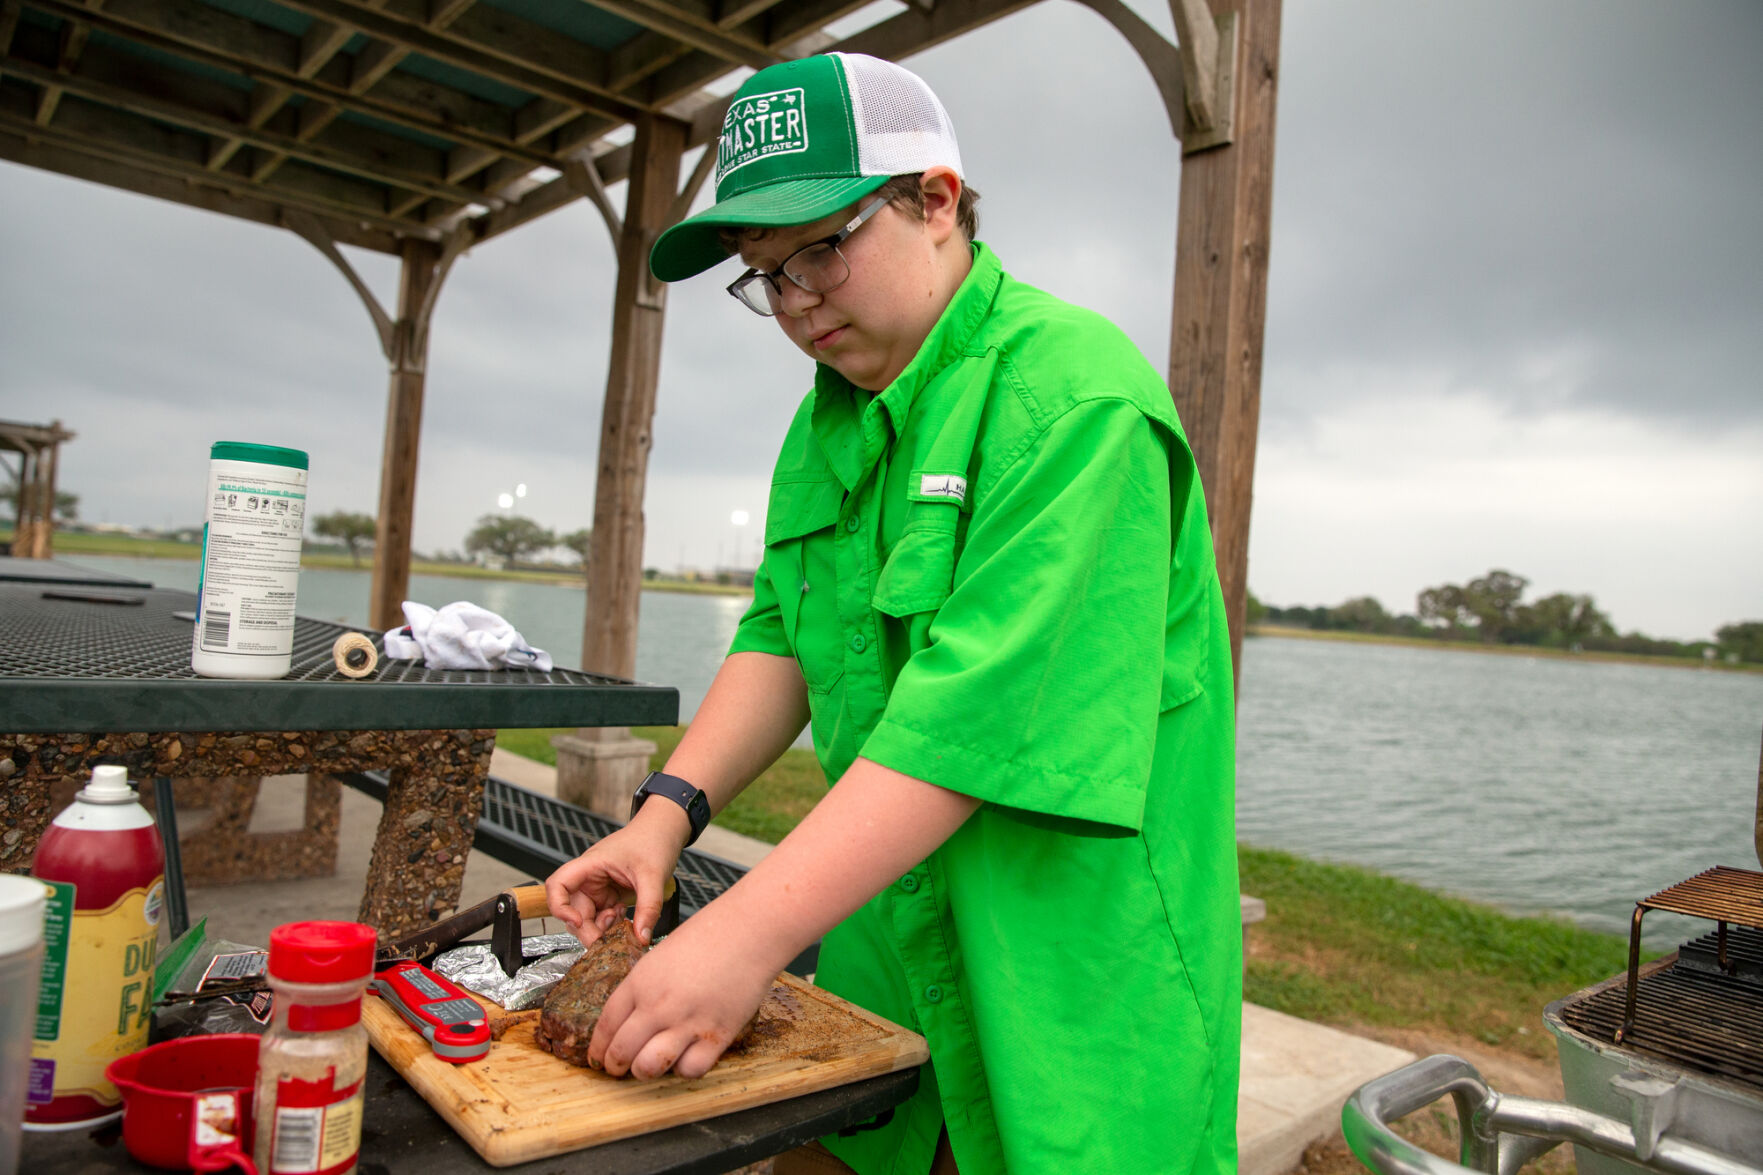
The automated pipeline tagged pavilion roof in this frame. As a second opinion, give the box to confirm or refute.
[0,0,1037,253]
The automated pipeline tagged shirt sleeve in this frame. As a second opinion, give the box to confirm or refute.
[860,399,1177,831]
[728,551,793,658]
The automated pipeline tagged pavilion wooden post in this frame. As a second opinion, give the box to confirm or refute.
[553,114,688,817]
[1,420,74,558]
[367,239,443,630]
[1167,0,1282,688]
[285,213,465,631]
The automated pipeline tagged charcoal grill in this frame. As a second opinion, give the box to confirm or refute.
[1342,744,1763,1175]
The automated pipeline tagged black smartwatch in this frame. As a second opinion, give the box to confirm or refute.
[630,771,712,846]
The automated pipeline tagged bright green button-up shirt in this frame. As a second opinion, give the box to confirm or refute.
[730,244,1241,1175]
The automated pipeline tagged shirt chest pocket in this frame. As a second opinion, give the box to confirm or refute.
[765,477,846,694]
[871,500,962,620]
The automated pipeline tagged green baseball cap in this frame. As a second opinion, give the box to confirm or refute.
[649,52,964,282]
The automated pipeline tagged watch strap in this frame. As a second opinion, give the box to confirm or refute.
[631,771,711,846]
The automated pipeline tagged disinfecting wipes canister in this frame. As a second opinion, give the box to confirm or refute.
[191,442,309,679]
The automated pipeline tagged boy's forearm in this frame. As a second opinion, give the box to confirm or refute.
[676,757,980,974]
[654,650,810,819]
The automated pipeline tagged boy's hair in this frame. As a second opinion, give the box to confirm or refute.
[717,173,980,253]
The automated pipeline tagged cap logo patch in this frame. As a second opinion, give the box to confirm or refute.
[718,88,809,183]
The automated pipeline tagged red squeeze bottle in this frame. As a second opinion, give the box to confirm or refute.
[26,764,167,1130]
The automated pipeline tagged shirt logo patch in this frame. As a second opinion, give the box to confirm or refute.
[918,474,967,503]
[718,89,808,182]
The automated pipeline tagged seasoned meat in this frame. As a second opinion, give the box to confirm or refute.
[534,918,646,1067]
[533,916,782,1073]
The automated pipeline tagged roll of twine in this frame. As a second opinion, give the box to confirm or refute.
[331,632,378,679]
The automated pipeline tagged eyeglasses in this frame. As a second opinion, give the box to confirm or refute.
[726,197,889,317]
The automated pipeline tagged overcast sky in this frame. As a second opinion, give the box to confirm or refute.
[3,0,1759,640]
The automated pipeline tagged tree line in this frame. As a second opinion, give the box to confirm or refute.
[310,510,590,571]
[1250,568,1762,664]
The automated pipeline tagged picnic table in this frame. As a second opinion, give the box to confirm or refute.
[0,580,675,935]
[4,574,921,1172]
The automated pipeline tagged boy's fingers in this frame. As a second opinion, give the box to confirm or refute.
[633,885,664,944]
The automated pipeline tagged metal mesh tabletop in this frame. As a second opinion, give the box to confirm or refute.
[0,555,152,588]
[0,584,678,733]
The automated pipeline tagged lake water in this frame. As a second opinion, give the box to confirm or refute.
[70,555,1763,946]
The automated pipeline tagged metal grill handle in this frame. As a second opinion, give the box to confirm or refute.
[1342,1054,1763,1175]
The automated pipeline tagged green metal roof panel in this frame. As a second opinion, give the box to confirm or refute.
[91,30,257,93]
[394,52,536,108]
[198,0,315,40]
[478,0,649,51]
[335,109,458,153]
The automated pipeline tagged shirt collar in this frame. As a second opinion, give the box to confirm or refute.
[809,242,1003,490]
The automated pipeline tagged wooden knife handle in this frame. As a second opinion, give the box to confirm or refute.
[507,884,551,920]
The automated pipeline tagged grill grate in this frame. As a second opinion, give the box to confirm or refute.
[1640,866,1763,929]
[1558,953,1763,1092]
[1616,866,1763,1042]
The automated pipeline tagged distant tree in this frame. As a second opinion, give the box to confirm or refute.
[1327,596,1390,633]
[464,514,555,565]
[1519,592,1615,648]
[311,510,377,567]
[1417,583,1474,634]
[558,528,593,570]
[0,484,79,520]
[1716,621,1763,664]
[1461,569,1528,643]
[1245,591,1268,626]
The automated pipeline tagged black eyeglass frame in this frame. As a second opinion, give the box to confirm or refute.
[725,197,890,317]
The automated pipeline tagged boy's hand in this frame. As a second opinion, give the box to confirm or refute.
[587,914,778,1080]
[545,806,690,946]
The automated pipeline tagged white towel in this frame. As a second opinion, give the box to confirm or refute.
[382,601,554,671]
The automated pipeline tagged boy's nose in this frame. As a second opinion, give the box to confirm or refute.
[776,279,823,317]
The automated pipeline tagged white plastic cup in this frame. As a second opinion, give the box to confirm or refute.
[191,442,309,679]
[0,875,49,1173]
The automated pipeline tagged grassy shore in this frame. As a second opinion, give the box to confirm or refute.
[1250,621,1761,675]
[18,531,751,596]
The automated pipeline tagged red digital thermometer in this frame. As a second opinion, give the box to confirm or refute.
[371,961,492,1063]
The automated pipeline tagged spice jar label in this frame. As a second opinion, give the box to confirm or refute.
[267,1074,364,1175]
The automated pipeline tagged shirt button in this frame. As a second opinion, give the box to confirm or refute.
[899,874,919,893]
[844,516,860,533]
[924,985,944,1004]
[849,633,867,653]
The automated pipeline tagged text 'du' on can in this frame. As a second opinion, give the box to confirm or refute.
[192,441,309,679]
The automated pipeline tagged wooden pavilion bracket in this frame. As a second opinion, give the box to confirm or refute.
[284,210,469,372]
[1169,0,1237,153]
[565,155,622,242]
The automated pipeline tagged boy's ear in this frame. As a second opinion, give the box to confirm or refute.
[919,167,962,246]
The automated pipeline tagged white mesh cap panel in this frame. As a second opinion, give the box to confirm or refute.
[838,53,964,179]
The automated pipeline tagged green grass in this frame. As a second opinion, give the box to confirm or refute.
[494,726,826,844]
[15,531,749,595]
[1238,844,1638,1058]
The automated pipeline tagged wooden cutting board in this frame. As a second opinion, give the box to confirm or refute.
[363,972,928,1167]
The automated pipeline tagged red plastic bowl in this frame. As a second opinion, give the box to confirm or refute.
[106,1034,260,1170]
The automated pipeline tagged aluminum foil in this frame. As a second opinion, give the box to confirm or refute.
[432,934,584,1010]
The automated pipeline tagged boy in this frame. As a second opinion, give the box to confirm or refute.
[547,52,1241,1175]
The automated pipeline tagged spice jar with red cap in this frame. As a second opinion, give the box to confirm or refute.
[252,920,377,1175]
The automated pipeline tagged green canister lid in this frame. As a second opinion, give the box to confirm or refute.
[209,441,309,470]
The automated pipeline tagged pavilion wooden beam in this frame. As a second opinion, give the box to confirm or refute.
[581,0,780,71]
[265,0,648,121]
[18,0,554,169]
[1166,0,1280,686]
[0,126,401,250]
[1,48,501,207]
[0,88,437,235]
